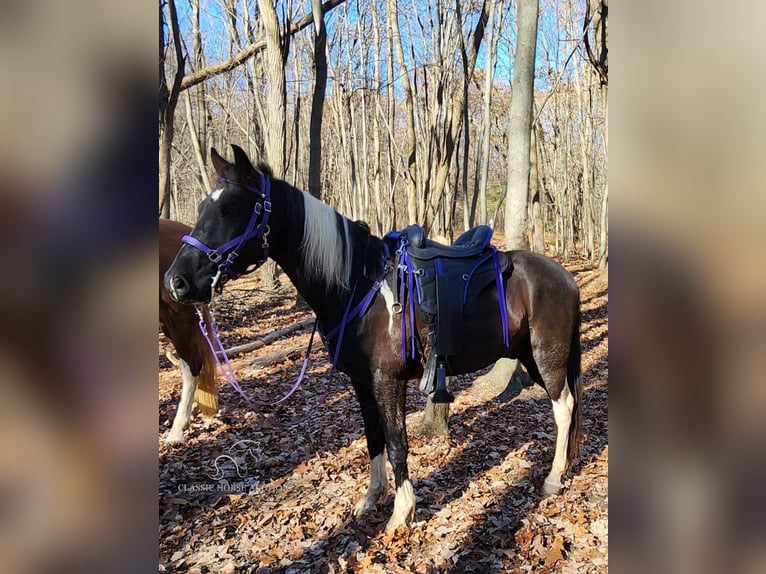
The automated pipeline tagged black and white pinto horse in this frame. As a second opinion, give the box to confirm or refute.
[165,146,582,531]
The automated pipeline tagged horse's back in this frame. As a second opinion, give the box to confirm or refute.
[505,250,580,363]
[507,250,579,304]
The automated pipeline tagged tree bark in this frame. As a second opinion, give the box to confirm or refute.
[387,0,418,224]
[159,0,184,217]
[530,127,545,253]
[427,0,490,227]
[474,0,501,228]
[256,0,287,176]
[504,0,539,250]
[420,388,452,438]
[308,0,328,199]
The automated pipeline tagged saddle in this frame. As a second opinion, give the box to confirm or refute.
[385,225,512,402]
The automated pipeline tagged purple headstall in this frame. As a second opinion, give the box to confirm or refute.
[181,173,272,292]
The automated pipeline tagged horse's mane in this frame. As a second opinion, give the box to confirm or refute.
[299,191,354,290]
[298,190,383,292]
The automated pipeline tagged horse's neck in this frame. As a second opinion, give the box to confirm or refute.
[266,183,353,329]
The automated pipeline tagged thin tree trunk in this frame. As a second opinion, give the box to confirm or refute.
[256,0,287,176]
[387,0,418,224]
[308,0,327,199]
[429,0,490,218]
[184,90,212,192]
[371,2,384,234]
[504,0,538,250]
[530,127,545,253]
[598,86,608,270]
[474,0,501,228]
[159,0,184,217]
[573,65,594,259]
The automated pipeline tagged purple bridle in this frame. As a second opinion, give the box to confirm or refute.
[181,174,272,291]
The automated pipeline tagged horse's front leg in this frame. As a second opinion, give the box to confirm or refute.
[166,359,197,443]
[351,379,388,516]
[372,369,415,531]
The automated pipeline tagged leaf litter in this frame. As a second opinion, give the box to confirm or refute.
[160,262,608,572]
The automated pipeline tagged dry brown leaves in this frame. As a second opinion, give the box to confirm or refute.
[159,262,608,573]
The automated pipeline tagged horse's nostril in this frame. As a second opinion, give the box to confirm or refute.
[171,275,189,296]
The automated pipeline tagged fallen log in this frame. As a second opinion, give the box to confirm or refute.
[249,346,302,369]
[216,317,314,359]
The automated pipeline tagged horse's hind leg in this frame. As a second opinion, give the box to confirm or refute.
[352,380,388,516]
[166,359,197,443]
[372,369,414,531]
[537,361,575,495]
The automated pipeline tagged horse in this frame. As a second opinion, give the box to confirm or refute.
[164,145,582,531]
[159,218,218,443]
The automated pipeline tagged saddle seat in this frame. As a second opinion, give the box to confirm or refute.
[403,225,493,259]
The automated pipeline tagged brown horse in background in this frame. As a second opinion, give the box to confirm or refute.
[159,219,218,443]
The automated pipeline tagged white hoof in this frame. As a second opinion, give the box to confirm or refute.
[385,480,415,531]
[165,430,184,444]
[542,478,562,496]
[385,516,405,533]
[354,495,377,517]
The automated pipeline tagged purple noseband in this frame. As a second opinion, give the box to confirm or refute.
[181,173,272,291]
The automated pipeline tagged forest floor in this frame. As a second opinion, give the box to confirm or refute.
[159,259,608,573]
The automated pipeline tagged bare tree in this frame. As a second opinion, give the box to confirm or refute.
[256,0,287,176]
[308,0,328,199]
[387,0,418,224]
[504,0,539,250]
[159,0,184,217]
[473,0,503,227]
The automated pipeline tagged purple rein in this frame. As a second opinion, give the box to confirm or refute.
[181,174,272,291]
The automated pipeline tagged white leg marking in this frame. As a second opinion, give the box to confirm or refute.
[543,381,574,495]
[354,453,388,516]
[166,359,197,443]
[380,281,396,335]
[386,479,415,531]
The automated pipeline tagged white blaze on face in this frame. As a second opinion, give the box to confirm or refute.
[210,188,224,202]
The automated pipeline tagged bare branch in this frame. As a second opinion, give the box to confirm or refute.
[180,0,347,92]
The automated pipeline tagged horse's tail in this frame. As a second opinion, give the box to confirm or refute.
[194,304,219,418]
[567,307,583,466]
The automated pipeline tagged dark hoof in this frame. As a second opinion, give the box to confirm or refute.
[432,389,455,404]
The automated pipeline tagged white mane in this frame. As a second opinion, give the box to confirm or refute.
[300,191,352,290]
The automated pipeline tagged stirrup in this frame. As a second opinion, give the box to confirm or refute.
[419,352,437,395]
[431,360,455,404]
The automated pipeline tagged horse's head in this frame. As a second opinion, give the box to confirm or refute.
[165,145,272,303]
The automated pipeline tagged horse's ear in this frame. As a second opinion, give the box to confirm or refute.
[210,147,229,174]
[231,144,256,176]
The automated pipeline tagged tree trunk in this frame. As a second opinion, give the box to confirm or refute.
[308,0,327,199]
[504,0,539,250]
[256,0,287,177]
[387,0,418,224]
[420,388,451,438]
[530,127,545,253]
[474,0,501,228]
[427,0,490,227]
[159,0,184,216]
[598,86,608,270]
